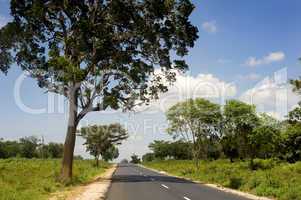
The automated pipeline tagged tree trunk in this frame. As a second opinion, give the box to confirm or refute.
[96,156,99,168]
[192,144,200,169]
[250,158,254,170]
[60,87,78,182]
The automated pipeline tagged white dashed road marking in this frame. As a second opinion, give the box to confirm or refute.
[161,184,169,189]
[183,196,191,200]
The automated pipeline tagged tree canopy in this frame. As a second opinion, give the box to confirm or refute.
[130,154,141,164]
[80,123,128,166]
[0,0,198,113]
[0,136,63,159]
[166,98,222,165]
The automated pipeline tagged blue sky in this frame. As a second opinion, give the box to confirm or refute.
[0,0,300,160]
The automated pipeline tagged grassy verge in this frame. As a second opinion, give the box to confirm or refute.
[143,159,301,200]
[0,158,111,200]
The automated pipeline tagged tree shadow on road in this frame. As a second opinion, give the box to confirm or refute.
[111,174,194,184]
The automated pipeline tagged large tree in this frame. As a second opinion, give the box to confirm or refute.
[80,123,128,167]
[0,0,198,180]
[166,98,222,167]
[102,145,119,162]
[223,100,259,168]
[130,153,141,164]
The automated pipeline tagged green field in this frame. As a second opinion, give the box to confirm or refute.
[0,159,110,200]
[143,159,301,200]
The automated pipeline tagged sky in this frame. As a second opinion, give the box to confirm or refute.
[0,0,301,161]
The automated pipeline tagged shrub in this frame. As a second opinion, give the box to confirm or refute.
[143,159,301,200]
[227,177,242,189]
[251,159,279,170]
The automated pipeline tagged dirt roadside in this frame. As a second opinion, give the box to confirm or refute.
[50,165,116,200]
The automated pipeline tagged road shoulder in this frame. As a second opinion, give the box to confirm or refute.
[50,165,117,200]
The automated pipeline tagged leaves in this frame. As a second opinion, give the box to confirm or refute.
[0,0,198,119]
[80,123,128,161]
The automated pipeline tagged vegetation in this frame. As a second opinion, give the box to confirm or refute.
[145,140,193,161]
[143,160,301,200]
[0,0,198,180]
[130,154,141,164]
[0,137,63,159]
[166,98,222,166]
[0,159,110,200]
[161,98,301,168]
[80,123,128,166]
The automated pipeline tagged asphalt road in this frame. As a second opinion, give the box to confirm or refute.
[106,164,251,200]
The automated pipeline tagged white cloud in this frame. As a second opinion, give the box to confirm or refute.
[202,21,217,33]
[240,75,299,120]
[0,15,10,28]
[238,73,261,81]
[245,51,285,67]
[136,70,236,113]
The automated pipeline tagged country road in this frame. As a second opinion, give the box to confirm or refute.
[106,164,251,200]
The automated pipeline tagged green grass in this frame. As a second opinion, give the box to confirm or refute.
[143,159,301,200]
[0,158,111,200]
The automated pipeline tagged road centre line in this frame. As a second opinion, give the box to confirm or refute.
[161,184,169,189]
[183,196,191,200]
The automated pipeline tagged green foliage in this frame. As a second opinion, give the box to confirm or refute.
[250,125,281,159]
[227,177,243,189]
[81,123,128,165]
[0,137,63,159]
[291,79,301,95]
[130,154,141,164]
[148,140,171,160]
[220,135,239,162]
[164,98,301,165]
[0,139,20,158]
[0,159,110,200]
[288,102,301,124]
[102,145,119,162]
[142,153,156,162]
[166,98,222,163]
[224,100,259,161]
[40,143,64,159]
[250,159,280,170]
[19,136,39,158]
[143,160,301,200]
[147,140,193,160]
[0,0,198,117]
[170,140,194,160]
[281,123,301,163]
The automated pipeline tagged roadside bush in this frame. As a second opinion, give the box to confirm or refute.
[143,160,301,200]
[180,167,195,176]
[250,159,280,170]
[227,177,242,189]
